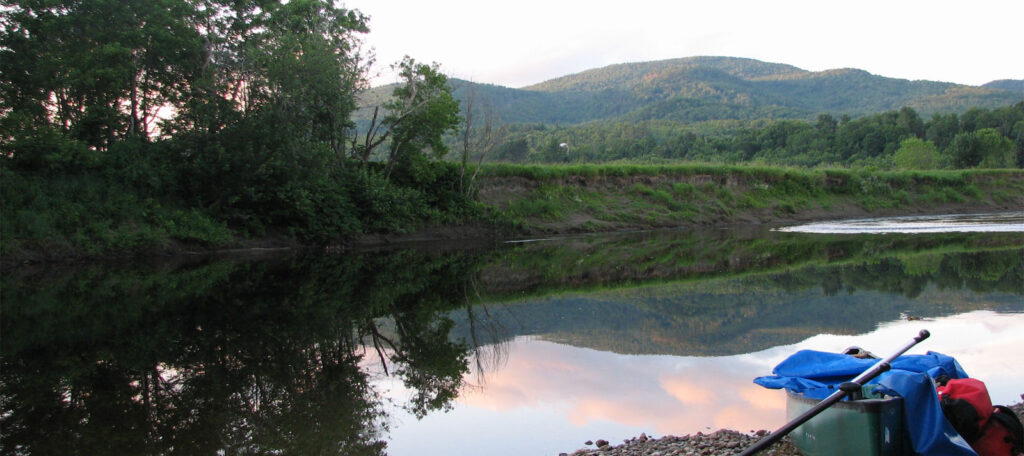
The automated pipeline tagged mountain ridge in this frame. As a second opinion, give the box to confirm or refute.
[358,56,1023,126]
[983,79,1024,92]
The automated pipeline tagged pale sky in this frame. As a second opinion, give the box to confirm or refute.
[344,0,1024,88]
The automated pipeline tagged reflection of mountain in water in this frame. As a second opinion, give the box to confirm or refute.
[449,250,1024,356]
[2,227,1021,454]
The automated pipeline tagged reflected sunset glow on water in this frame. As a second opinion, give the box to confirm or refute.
[375,310,1024,456]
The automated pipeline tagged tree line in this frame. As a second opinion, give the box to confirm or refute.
[3,0,1021,256]
[1,0,477,253]
[485,103,1024,169]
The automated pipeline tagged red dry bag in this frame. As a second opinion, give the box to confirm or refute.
[937,378,1024,456]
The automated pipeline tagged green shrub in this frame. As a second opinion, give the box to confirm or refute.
[673,182,696,197]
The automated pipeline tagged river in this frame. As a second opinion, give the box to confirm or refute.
[1,213,1022,455]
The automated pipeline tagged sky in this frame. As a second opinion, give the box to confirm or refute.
[343,0,1024,88]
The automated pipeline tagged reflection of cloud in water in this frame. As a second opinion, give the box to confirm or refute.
[377,311,1024,456]
[660,377,715,405]
[456,340,789,435]
[459,311,1023,430]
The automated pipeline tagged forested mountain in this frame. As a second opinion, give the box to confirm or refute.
[360,56,1023,126]
[357,57,1022,168]
[524,56,807,92]
[984,79,1024,92]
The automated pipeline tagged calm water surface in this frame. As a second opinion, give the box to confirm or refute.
[377,312,1024,456]
[2,214,1022,455]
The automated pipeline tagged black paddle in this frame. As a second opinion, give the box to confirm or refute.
[737,329,930,456]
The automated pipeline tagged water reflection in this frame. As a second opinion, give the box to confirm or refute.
[1,252,482,455]
[449,248,1024,356]
[381,311,1024,456]
[1,228,1022,455]
[451,338,786,434]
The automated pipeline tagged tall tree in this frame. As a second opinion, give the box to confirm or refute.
[351,58,460,177]
[457,82,498,195]
[351,57,460,178]
[925,113,959,151]
[1,0,203,149]
[245,0,369,155]
[896,107,925,139]
[950,128,1016,168]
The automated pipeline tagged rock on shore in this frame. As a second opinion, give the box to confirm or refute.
[560,430,801,456]
[560,399,1024,456]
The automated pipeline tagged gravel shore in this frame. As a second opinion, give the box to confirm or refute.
[560,430,800,456]
[560,399,1024,456]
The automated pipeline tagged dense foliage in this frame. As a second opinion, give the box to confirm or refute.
[483,104,1024,168]
[1,0,477,255]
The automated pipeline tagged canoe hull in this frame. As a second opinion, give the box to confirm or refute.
[786,391,908,456]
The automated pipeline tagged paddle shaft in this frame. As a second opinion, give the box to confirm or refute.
[736,329,930,456]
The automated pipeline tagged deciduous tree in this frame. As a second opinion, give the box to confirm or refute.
[1,0,203,150]
[950,128,1015,168]
[893,137,939,169]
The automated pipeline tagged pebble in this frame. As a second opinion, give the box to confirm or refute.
[563,429,801,456]
[558,400,1024,456]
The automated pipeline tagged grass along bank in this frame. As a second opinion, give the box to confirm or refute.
[475,164,1024,234]
[4,161,1021,262]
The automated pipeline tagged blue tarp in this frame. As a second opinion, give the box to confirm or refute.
[754,349,976,456]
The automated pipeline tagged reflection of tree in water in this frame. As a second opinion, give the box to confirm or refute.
[3,233,1021,453]
[446,247,1024,357]
[0,250,491,455]
[478,230,1024,299]
[772,250,1024,298]
[460,279,514,388]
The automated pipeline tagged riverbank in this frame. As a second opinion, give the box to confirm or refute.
[559,401,1024,456]
[3,165,1023,263]
[328,166,1024,246]
[475,165,1024,236]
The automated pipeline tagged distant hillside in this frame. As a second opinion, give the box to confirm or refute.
[358,78,642,125]
[984,79,1024,92]
[357,56,1024,127]
[523,56,808,92]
